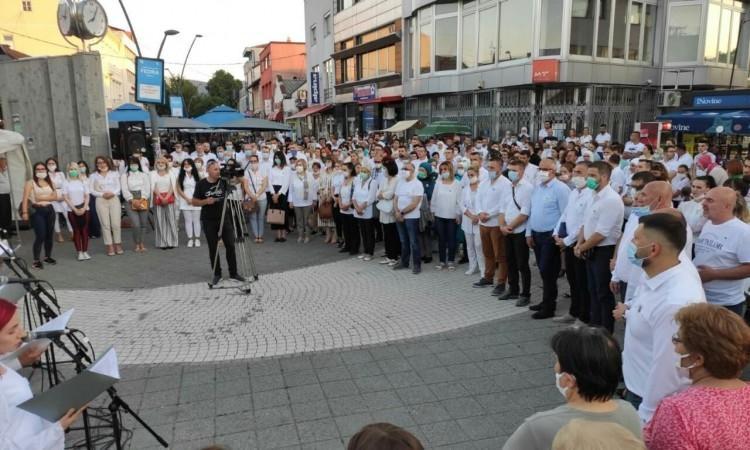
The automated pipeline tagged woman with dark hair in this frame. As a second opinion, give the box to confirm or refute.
[338,162,359,255]
[347,423,423,450]
[21,162,58,269]
[45,157,72,243]
[90,156,122,256]
[376,159,400,265]
[649,161,670,181]
[121,155,151,253]
[416,162,436,264]
[268,150,290,242]
[176,158,202,247]
[78,160,101,239]
[504,326,641,450]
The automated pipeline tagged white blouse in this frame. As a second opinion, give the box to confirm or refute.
[89,171,121,197]
[151,172,174,195]
[288,173,318,207]
[269,167,290,195]
[339,180,355,216]
[178,175,200,211]
[353,178,377,219]
[62,179,89,208]
[0,364,65,449]
[430,180,462,220]
[120,171,151,202]
[460,186,480,234]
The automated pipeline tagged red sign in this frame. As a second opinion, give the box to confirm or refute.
[532,59,560,83]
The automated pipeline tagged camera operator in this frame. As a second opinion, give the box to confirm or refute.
[191,160,245,285]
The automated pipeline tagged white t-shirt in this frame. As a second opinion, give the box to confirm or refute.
[395,178,424,220]
[623,141,645,158]
[693,218,750,306]
[595,132,611,152]
[63,179,89,207]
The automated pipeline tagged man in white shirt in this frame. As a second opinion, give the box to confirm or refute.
[171,143,188,165]
[694,187,750,316]
[564,129,579,145]
[608,154,627,195]
[553,161,593,324]
[538,121,553,143]
[575,161,625,332]
[517,150,538,184]
[619,212,705,424]
[675,143,694,169]
[594,124,611,158]
[623,131,645,160]
[579,127,593,146]
[393,161,425,275]
[474,158,511,295]
[498,158,533,305]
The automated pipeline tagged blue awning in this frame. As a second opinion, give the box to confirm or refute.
[656,109,725,133]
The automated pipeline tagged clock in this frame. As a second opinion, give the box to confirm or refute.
[78,0,108,40]
[56,0,77,37]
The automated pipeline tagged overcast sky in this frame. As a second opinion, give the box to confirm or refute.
[99,0,306,81]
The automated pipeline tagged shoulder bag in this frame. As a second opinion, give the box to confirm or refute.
[267,208,286,225]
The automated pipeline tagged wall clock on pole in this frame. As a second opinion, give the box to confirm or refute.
[57,0,109,49]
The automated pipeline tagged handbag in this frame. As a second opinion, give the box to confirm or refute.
[155,192,175,206]
[242,197,257,212]
[318,199,334,219]
[266,208,286,225]
[131,198,149,211]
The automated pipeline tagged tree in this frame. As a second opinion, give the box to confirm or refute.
[206,70,242,109]
[157,76,200,117]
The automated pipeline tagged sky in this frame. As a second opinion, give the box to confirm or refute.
[99,0,306,81]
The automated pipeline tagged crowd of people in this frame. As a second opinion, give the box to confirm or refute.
[5,122,750,448]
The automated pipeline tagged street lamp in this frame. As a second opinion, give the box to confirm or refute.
[157,29,180,58]
[729,18,750,90]
[179,34,203,116]
[148,29,179,154]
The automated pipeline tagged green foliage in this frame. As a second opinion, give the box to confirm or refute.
[158,70,243,117]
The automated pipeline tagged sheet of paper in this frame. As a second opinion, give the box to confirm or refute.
[0,338,51,362]
[88,347,120,380]
[34,309,74,333]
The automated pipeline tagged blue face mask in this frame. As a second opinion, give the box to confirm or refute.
[631,206,651,218]
[507,170,518,182]
[626,241,651,267]
[488,170,499,181]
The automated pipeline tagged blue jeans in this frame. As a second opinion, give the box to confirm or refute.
[396,218,420,268]
[435,217,457,264]
[724,302,747,317]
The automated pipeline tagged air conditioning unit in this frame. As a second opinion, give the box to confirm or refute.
[658,90,682,108]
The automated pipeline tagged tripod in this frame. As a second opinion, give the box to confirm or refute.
[208,177,259,292]
[0,247,168,449]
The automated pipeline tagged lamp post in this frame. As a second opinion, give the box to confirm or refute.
[179,34,203,116]
[148,29,179,155]
[729,18,750,90]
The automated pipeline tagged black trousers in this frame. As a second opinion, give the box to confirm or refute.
[505,232,531,296]
[357,217,375,256]
[532,231,560,312]
[31,205,55,260]
[564,245,590,322]
[333,205,343,240]
[373,214,383,242]
[585,245,616,332]
[383,222,400,260]
[0,193,11,232]
[341,213,359,254]
[202,218,237,277]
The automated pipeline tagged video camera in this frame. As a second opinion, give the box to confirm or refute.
[220,158,245,179]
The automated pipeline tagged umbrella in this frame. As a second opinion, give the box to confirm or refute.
[219,117,291,131]
[416,120,472,137]
[194,105,245,127]
[107,103,149,123]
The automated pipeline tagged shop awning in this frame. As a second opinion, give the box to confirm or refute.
[287,103,334,120]
[656,109,724,133]
[380,120,425,133]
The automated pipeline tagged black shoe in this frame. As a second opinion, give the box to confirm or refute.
[412,266,421,275]
[336,241,344,248]
[529,303,543,311]
[473,278,493,288]
[497,291,519,300]
[229,273,246,282]
[392,263,408,270]
[515,296,531,307]
[32,260,43,270]
[490,284,506,297]
[274,238,281,242]
[280,238,287,242]
[211,275,221,285]
[423,257,433,264]
[458,256,469,264]
[532,310,555,320]
[43,257,57,265]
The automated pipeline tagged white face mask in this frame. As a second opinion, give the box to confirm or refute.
[555,372,569,399]
[36,171,48,179]
[296,166,304,173]
[675,353,698,376]
[572,176,586,189]
[262,152,270,160]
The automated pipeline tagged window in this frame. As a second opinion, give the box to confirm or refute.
[357,46,396,79]
[477,4,497,65]
[729,10,741,64]
[666,3,702,63]
[419,8,432,74]
[324,14,331,36]
[434,4,458,71]
[499,0,532,60]
[642,4,656,63]
[705,0,745,65]
[611,0,628,58]
[310,25,317,46]
[358,25,394,45]
[597,0,611,57]
[324,59,334,90]
[336,0,355,13]
[705,2,721,62]
[627,2,643,60]
[22,1,32,11]
[461,5,476,68]
[570,0,596,56]
[540,0,564,56]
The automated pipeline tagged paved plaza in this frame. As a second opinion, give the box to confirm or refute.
[11,229,572,449]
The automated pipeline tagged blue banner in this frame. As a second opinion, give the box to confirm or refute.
[692,94,750,109]
[310,72,320,104]
[169,96,184,118]
[135,57,165,104]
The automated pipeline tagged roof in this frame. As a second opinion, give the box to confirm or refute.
[278,76,306,98]
[0,45,29,60]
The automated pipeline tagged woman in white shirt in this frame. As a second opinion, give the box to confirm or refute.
[151,157,178,249]
[175,158,202,248]
[288,160,318,243]
[430,161,462,270]
[90,156,123,256]
[62,162,90,261]
[120,156,151,253]
[317,159,337,244]
[45,158,73,243]
[678,176,715,243]
[77,160,101,239]
[461,167,485,276]
[376,160,400,265]
[338,163,359,255]
[268,151,290,242]
[352,165,378,260]
[0,298,84,449]
[245,154,269,243]
[332,162,346,247]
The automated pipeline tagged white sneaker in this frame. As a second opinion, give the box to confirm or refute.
[83,252,91,260]
[357,254,365,259]
[77,252,85,261]
[298,235,304,243]
[435,263,445,270]
[187,239,194,248]
[363,255,372,261]
[387,260,398,266]
[553,314,576,324]
[195,239,201,247]
[379,258,391,264]
[304,237,310,243]
[465,267,477,276]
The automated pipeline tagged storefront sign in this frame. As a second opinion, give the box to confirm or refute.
[532,59,560,83]
[353,84,377,101]
[310,72,320,104]
[692,94,750,109]
[169,96,184,118]
[135,57,164,104]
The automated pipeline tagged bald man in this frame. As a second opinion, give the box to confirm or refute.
[693,187,750,316]
[611,181,694,306]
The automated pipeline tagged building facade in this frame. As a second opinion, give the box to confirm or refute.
[242,45,265,116]
[258,41,307,121]
[399,0,750,142]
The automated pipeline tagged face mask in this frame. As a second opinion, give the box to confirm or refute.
[250,163,259,170]
[440,172,451,180]
[626,241,651,267]
[296,166,304,173]
[245,150,252,156]
[507,170,518,182]
[559,174,570,182]
[262,152,270,160]
[226,145,233,151]
[585,177,599,190]
[359,172,369,181]
[374,163,382,169]
[274,158,281,165]
[417,172,427,180]
[79,166,87,174]
[157,165,166,171]
[675,353,698,372]
[69,170,78,178]
[196,162,203,169]
[456,168,465,176]
[571,176,586,189]
[631,205,651,218]
[36,171,47,179]
[129,164,139,172]
[536,171,550,184]
[217,152,225,159]
[47,164,57,172]
[184,166,192,172]
[469,176,478,184]
[488,170,499,181]
[555,372,569,399]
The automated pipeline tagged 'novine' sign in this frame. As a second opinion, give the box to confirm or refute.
[692,94,750,109]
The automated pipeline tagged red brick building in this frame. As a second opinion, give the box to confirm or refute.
[259,41,306,120]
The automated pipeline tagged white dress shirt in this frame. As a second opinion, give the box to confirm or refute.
[120,171,151,201]
[501,179,533,234]
[430,180,462,220]
[594,132,611,153]
[622,262,705,424]
[288,173,318,207]
[89,171,121,197]
[676,152,693,168]
[554,187,593,247]
[353,177,377,219]
[476,176,511,228]
[610,166,626,194]
[582,185,624,246]
[268,167,290,195]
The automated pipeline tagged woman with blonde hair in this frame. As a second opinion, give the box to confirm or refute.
[151,156,178,249]
[62,162,90,260]
[288,159,318,243]
[89,156,123,256]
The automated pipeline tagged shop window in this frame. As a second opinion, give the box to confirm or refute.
[499,0,532,61]
[570,0,596,56]
[642,4,656,63]
[627,2,642,60]
[540,0,564,56]
[666,3,702,63]
[477,4,497,65]
[596,0,611,57]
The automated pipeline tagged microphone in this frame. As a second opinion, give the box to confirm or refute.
[0,276,39,285]
[23,329,71,341]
